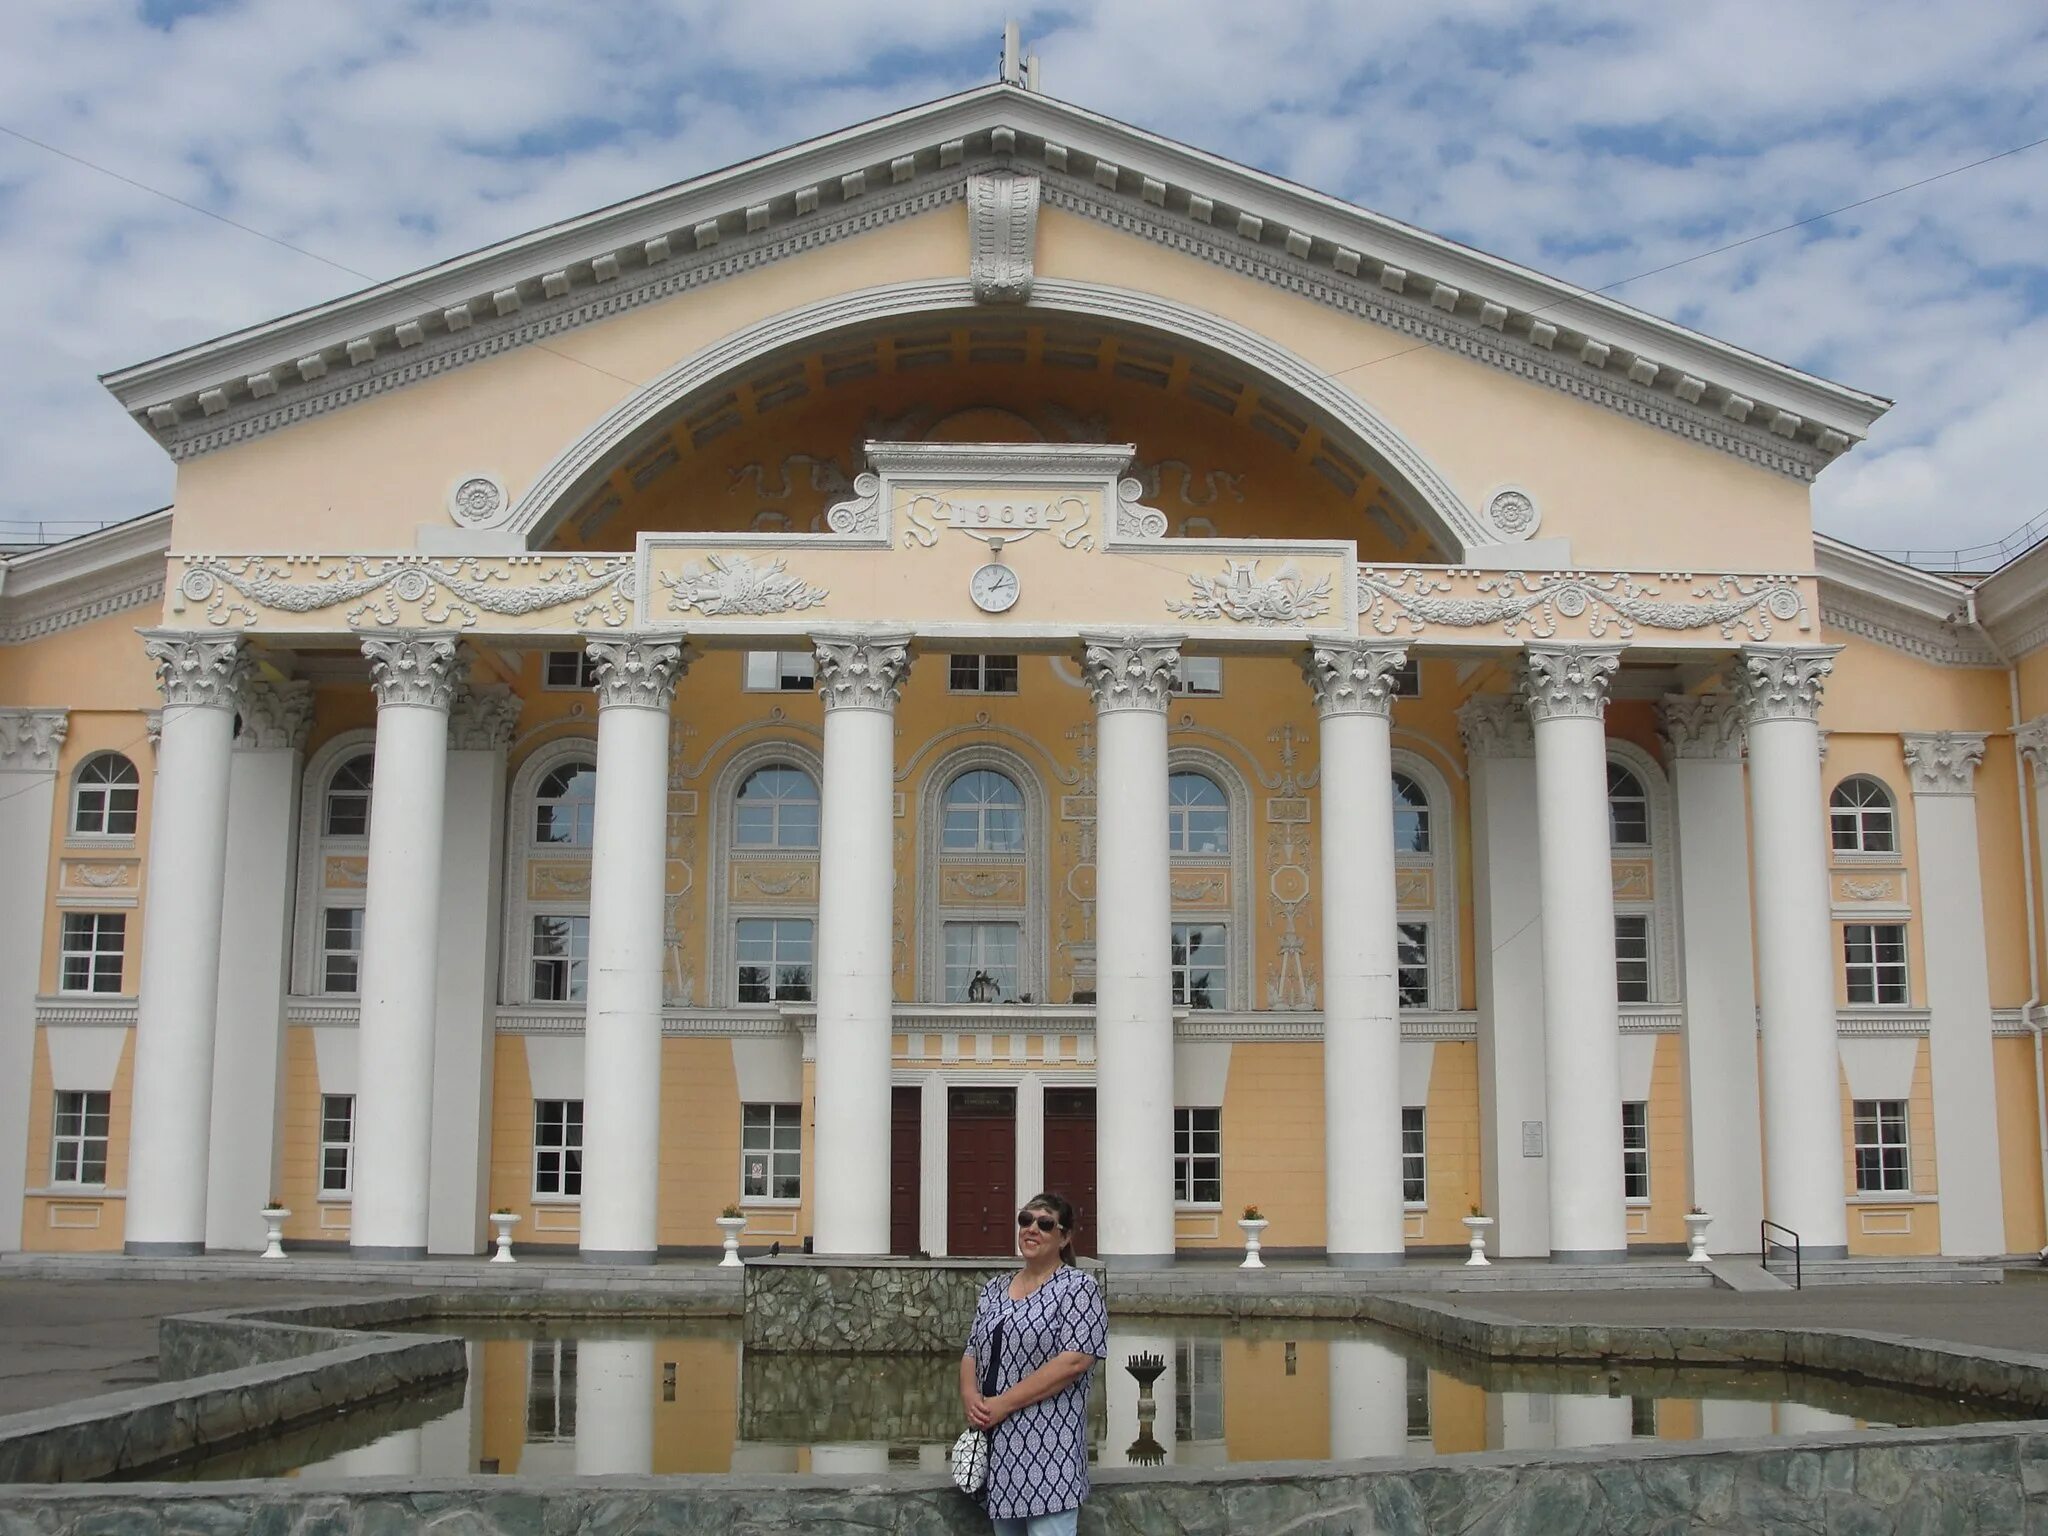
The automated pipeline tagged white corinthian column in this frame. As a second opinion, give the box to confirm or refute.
[1736,647,1848,1257]
[0,710,66,1255]
[1304,641,1408,1266]
[351,632,464,1259]
[126,632,247,1254]
[1523,644,1628,1262]
[1082,633,1181,1268]
[811,631,913,1256]
[580,637,688,1264]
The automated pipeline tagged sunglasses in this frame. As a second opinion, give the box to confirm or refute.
[1016,1212,1064,1233]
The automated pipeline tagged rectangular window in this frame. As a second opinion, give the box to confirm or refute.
[51,1089,110,1185]
[948,654,1019,694]
[59,912,125,995]
[1174,1106,1222,1204]
[1621,1101,1650,1200]
[1614,914,1651,1005]
[1401,1105,1427,1205]
[533,1099,583,1197]
[530,914,589,1003]
[741,1102,802,1201]
[1171,922,1227,1010]
[1397,922,1430,1008]
[321,907,363,995]
[736,918,814,1003]
[319,1094,354,1194]
[1844,923,1909,1005]
[1853,1099,1910,1192]
[526,1340,576,1440]
[743,650,816,691]
[542,650,597,690]
[1390,656,1422,698]
[943,920,1021,1002]
[1173,656,1223,696]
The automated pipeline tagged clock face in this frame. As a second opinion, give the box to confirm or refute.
[970,561,1020,613]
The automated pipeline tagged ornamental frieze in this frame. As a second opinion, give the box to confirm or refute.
[169,553,635,631]
[1356,568,1809,642]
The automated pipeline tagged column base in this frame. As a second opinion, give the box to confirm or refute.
[123,1240,203,1257]
[1326,1251,1407,1269]
[580,1249,657,1266]
[1549,1248,1630,1264]
[1097,1251,1176,1271]
[350,1245,428,1261]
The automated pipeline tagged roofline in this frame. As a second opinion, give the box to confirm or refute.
[1813,532,1972,621]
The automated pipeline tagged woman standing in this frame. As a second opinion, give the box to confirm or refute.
[960,1191,1109,1536]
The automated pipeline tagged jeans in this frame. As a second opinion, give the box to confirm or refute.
[990,1511,1079,1536]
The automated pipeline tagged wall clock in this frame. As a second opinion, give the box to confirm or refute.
[969,561,1021,614]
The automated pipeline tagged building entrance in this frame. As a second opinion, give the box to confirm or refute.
[947,1087,1017,1256]
[1042,1087,1098,1258]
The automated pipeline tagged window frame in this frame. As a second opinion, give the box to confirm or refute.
[940,768,1026,854]
[1167,772,1230,857]
[742,650,817,692]
[50,1089,110,1186]
[532,1098,584,1199]
[1852,1098,1911,1193]
[71,753,140,839]
[1173,1105,1222,1206]
[322,754,375,839]
[1614,913,1652,1006]
[59,911,126,995]
[1621,1100,1650,1202]
[529,912,590,1003]
[1830,776,1898,856]
[531,760,598,848]
[734,764,820,851]
[735,916,815,1004]
[319,1093,355,1196]
[942,920,1022,1002]
[1392,771,1431,855]
[1170,921,1228,1011]
[1843,922,1909,1006]
[1607,761,1650,848]
[740,1102,802,1204]
[1173,655,1223,697]
[541,650,598,691]
[947,653,1020,695]
[320,906,364,997]
[1401,1104,1427,1207]
[1397,921,1431,1009]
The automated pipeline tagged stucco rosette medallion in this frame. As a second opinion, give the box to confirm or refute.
[449,683,524,749]
[143,629,249,710]
[1659,695,1745,760]
[1302,642,1409,718]
[1484,487,1541,541]
[1520,645,1620,722]
[813,632,913,712]
[1732,647,1837,723]
[0,709,68,771]
[235,680,314,750]
[1356,568,1806,641]
[587,636,690,711]
[1080,634,1182,715]
[1168,559,1333,626]
[447,473,508,529]
[660,554,828,616]
[1901,731,1987,796]
[362,632,464,711]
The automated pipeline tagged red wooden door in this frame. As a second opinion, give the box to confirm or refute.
[890,1086,921,1255]
[1042,1087,1098,1258]
[947,1087,1017,1256]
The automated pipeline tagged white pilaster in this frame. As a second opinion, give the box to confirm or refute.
[1016,1069,1046,1204]
[1082,633,1180,1268]
[811,631,912,1256]
[1660,694,1765,1245]
[1524,645,1628,1262]
[126,632,247,1254]
[1735,647,1849,1256]
[1459,696,1551,1257]
[351,632,463,1259]
[1305,641,1408,1266]
[1901,730,2005,1256]
[0,710,67,1254]
[205,682,311,1251]
[574,1336,655,1474]
[429,684,519,1255]
[920,1071,948,1256]
[579,637,687,1263]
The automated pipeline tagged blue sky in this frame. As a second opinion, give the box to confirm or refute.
[2,0,2044,556]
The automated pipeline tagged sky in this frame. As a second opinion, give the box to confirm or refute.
[1,0,2043,560]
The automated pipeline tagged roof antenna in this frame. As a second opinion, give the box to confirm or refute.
[999,19,1039,91]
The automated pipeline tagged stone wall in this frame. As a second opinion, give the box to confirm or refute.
[743,1257,1108,1353]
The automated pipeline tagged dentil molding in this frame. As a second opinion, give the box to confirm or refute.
[1080,634,1182,714]
[1520,644,1620,722]
[234,680,313,751]
[967,171,1038,303]
[1732,646,1838,723]
[1301,642,1409,718]
[813,632,913,711]
[0,708,68,771]
[1901,731,1987,796]
[450,682,523,749]
[588,636,690,711]
[1659,694,1745,761]
[142,629,249,710]
[1456,695,1534,759]
[362,632,465,710]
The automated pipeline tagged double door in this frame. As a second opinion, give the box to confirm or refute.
[884,1083,1099,1258]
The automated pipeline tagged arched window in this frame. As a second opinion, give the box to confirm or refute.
[1607,762,1649,847]
[1831,776,1897,855]
[1392,772,1430,854]
[323,755,374,837]
[72,753,139,837]
[736,765,819,849]
[533,761,598,846]
[942,769,1024,853]
[1168,772,1229,855]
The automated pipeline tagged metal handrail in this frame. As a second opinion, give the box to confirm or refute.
[1760,1219,1802,1290]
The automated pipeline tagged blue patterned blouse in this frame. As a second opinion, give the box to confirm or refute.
[962,1264,1109,1519]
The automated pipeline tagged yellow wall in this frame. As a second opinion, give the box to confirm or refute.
[19,1028,134,1251]
[1837,1043,1942,1257]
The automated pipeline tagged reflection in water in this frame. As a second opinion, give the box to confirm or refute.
[141,1316,2015,1482]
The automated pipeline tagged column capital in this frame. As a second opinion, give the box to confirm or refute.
[234,680,313,751]
[1659,694,1744,761]
[142,629,249,711]
[1457,695,1534,759]
[1901,730,1988,796]
[1080,632,1182,715]
[1302,641,1408,719]
[813,630,912,712]
[2016,717,2048,787]
[0,708,68,771]
[586,635,690,712]
[1520,644,1621,723]
[449,682,523,749]
[362,631,464,710]
[1733,646,1838,724]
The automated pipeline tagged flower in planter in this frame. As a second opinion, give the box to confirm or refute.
[720,1203,744,1220]
[1240,1205,1264,1222]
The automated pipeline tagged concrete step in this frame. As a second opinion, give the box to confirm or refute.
[1707,1257,1792,1292]
[1797,1258,2004,1287]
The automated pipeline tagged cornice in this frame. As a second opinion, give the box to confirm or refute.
[1971,539,2048,659]
[1813,535,1994,669]
[0,512,170,647]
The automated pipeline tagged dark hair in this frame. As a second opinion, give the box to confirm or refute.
[1022,1191,1078,1266]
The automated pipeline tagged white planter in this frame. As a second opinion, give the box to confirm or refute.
[489,1212,520,1263]
[716,1214,748,1268]
[1461,1215,1493,1268]
[1237,1217,1269,1270]
[1683,1212,1714,1264]
[259,1208,289,1260]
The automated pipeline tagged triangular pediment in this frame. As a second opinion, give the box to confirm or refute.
[103,83,1887,479]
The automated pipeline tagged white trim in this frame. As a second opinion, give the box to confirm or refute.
[0,513,170,647]
[290,730,377,996]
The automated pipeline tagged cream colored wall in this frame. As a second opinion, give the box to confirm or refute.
[1837,1043,1942,1257]
[18,1028,133,1251]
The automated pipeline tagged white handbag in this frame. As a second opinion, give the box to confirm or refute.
[950,1427,991,1495]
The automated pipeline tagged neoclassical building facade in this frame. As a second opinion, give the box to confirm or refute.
[3,79,2044,1266]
